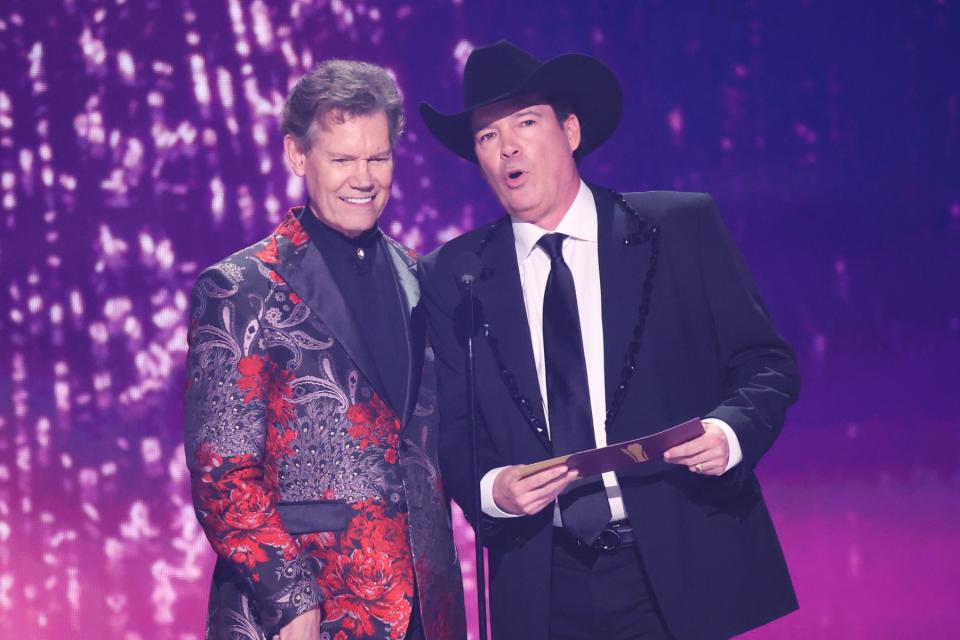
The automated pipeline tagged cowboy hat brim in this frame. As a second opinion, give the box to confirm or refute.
[419,53,623,163]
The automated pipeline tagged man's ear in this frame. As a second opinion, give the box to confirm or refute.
[563,113,582,154]
[283,134,307,177]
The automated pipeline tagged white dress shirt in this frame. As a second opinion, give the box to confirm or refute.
[480,181,742,521]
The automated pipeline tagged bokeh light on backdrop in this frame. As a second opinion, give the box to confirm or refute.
[0,1,958,638]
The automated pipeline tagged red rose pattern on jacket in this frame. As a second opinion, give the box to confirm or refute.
[185,209,465,640]
[347,395,402,464]
[313,500,413,639]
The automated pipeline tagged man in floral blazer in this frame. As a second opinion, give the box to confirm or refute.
[184,60,466,640]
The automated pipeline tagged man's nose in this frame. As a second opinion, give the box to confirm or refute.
[349,161,374,189]
[499,131,521,158]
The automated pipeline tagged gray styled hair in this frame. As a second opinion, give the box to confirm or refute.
[281,59,404,151]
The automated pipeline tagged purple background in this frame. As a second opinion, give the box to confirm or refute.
[1,1,958,638]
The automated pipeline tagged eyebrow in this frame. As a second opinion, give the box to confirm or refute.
[512,109,543,119]
[325,148,392,158]
[474,107,545,134]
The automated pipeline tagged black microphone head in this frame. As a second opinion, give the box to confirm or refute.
[452,251,482,287]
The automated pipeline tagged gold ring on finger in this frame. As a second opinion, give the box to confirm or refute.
[695,463,703,474]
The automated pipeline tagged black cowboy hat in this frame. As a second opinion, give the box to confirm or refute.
[419,40,623,163]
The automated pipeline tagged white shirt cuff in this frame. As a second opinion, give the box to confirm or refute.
[480,466,522,518]
[702,418,743,473]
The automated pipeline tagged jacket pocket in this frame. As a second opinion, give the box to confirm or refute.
[276,500,348,534]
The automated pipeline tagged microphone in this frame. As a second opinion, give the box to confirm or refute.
[453,252,484,344]
[451,251,489,640]
[452,251,482,289]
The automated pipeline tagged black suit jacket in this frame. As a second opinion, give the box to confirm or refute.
[418,186,800,640]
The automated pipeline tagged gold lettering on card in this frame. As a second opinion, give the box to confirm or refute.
[623,443,649,463]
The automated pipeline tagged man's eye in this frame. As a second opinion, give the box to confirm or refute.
[478,131,495,143]
[333,158,349,164]
[371,156,390,163]
[520,119,536,127]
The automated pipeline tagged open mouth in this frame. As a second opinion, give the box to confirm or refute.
[340,196,374,205]
[505,170,526,187]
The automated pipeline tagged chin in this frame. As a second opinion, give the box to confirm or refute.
[501,197,532,215]
[507,203,543,223]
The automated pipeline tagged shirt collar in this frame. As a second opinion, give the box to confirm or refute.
[512,180,597,262]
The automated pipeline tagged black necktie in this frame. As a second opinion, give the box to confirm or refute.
[538,233,611,544]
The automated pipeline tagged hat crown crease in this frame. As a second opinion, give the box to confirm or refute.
[463,42,542,108]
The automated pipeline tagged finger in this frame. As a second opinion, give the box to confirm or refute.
[664,438,712,462]
[667,430,728,461]
[684,452,726,475]
[525,475,577,513]
[516,464,570,492]
[667,448,713,465]
[495,465,565,501]
[690,460,724,476]
[678,449,719,467]
[518,470,577,507]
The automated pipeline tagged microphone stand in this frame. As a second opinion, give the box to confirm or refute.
[461,274,488,640]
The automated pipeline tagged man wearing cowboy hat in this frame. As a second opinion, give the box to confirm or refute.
[417,41,800,640]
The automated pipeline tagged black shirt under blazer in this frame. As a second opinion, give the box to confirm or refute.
[418,185,800,640]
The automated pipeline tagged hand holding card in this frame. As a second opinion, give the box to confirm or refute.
[517,418,705,479]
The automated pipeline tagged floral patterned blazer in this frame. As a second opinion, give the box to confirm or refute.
[184,209,466,640]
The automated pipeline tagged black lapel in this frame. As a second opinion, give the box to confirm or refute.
[593,184,651,431]
[475,219,551,452]
[383,239,421,429]
[273,233,391,409]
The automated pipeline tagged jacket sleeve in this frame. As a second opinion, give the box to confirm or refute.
[183,267,321,637]
[695,195,801,483]
[417,253,509,538]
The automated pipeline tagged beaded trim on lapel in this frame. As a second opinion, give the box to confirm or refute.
[470,190,661,443]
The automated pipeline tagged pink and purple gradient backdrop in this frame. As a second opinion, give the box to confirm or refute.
[0,1,957,638]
